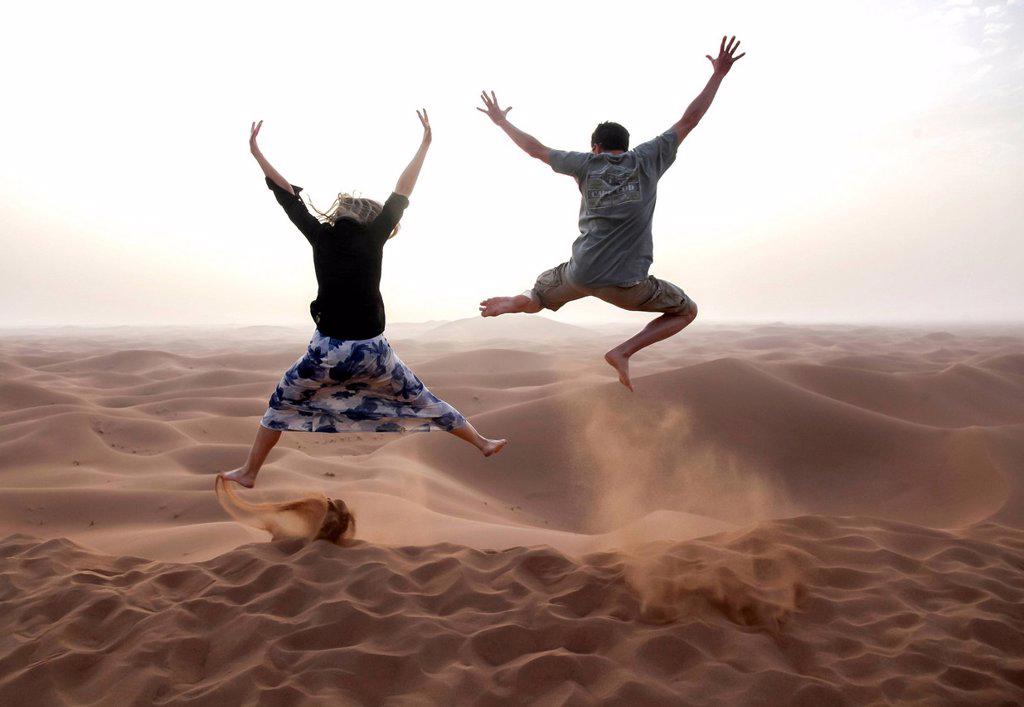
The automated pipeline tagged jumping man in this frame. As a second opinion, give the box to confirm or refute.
[477,36,745,390]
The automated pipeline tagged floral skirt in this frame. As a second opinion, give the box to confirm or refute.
[260,331,466,433]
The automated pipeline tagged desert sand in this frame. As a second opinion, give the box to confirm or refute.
[1,318,1023,705]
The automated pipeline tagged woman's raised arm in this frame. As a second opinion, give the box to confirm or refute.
[394,110,432,197]
[250,120,324,245]
[250,121,295,196]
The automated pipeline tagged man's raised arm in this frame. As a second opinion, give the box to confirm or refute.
[477,91,552,164]
[672,36,745,143]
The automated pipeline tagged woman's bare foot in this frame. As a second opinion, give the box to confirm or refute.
[482,438,508,457]
[479,294,541,317]
[220,467,258,488]
[604,350,634,392]
[448,421,508,456]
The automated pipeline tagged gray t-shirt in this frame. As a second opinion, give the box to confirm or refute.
[549,129,679,288]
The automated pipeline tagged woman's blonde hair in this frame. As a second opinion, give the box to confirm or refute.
[308,192,400,239]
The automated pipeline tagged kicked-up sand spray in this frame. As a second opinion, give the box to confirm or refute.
[214,476,356,545]
[582,402,805,628]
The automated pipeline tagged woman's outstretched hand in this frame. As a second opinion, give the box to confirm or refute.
[706,36,745,75]
[249,120,263,155]
[417,109,432,145]
[249,120,295,196]
[396,110,432,196]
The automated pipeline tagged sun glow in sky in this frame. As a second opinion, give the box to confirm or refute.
[1,0,1022,327]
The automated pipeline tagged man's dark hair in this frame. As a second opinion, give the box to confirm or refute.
[591,122,630,151]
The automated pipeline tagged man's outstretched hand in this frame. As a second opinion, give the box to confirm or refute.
[477,91,512,125]
[706,36,745,75]
[475,90,549,161]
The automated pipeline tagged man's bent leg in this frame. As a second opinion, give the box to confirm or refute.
[480,262,582,317]
[605,299,698,392]
[479,292,542,317]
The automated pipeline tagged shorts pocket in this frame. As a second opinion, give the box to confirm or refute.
[638,278,690,314]
[534,265,565,291]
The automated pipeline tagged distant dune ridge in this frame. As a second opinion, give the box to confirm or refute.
[1,318,1023,704]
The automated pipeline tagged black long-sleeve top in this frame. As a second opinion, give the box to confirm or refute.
[266,177,409,340]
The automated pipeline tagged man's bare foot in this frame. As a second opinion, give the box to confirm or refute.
[220,467,258,488]
[604,350,634,392]
[479,294,539,317]
[482,438,508,457]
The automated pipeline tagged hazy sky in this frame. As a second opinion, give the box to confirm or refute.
[1,0,1022,327]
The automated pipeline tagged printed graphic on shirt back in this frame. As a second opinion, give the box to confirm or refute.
[584,164,642,210]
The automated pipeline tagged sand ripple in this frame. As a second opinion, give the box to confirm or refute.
[2,516,1022,705]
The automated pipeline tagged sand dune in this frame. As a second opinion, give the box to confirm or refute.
[381,355,1010,531]
[1,322,1023,704]
[2,516,1021,705]
[772,361,1024,428]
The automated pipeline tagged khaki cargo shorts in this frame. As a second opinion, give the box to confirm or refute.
[529,262,694,316]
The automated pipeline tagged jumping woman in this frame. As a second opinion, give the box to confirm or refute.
[222,111,507,488]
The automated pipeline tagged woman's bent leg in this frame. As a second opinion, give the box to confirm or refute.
[221,424,282,488]
[448,420,508,457]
